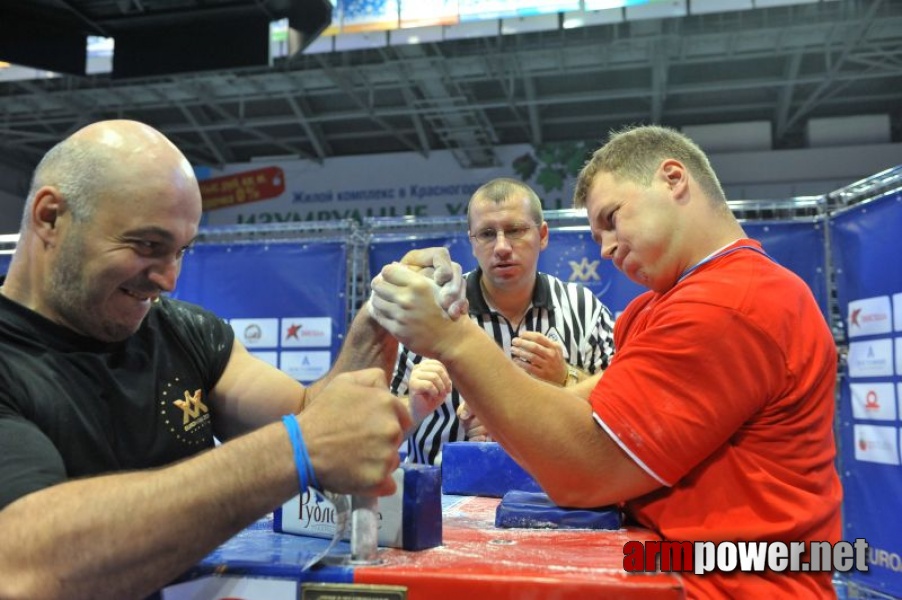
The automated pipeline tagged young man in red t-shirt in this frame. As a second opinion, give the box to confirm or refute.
[370,125,842,598]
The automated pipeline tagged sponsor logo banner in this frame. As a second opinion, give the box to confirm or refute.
[280,351,331,382]
[848,296,893,338]
[281,317,332,348]
[200,166,286,211]
[851,383,898,421]
[230,318,280,348]
[854,424,900,465]
[848,339,895,378]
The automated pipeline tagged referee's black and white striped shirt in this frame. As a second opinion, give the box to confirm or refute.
[390,268,616,465]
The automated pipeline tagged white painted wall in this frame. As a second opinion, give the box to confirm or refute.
[713,143,902,200]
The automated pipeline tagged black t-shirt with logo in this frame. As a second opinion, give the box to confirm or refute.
[0,294,234,509]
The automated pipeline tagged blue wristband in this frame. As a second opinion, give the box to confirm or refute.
[282,415,321,492]
[296,420,321,491]
[282,415,309,494]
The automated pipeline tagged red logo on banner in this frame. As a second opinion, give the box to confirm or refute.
[865,390,880,410]
[200,166,285,211]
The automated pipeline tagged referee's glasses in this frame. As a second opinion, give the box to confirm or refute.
[470,223,537,246]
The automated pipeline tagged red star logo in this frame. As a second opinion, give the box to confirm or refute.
[286,323,301,339]
[850,308,862,327]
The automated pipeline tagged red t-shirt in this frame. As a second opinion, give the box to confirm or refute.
[590,239,842,598]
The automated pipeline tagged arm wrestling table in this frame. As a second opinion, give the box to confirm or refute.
[161,494,684,600]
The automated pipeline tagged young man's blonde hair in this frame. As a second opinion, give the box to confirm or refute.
[573,125,727,211]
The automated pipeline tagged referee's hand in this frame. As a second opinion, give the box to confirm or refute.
[511,331,567,385]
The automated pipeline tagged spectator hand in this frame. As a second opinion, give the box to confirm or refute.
[408,359,452,424]
[510,331,568,385]
[298,369,411,496]
[457,400,491,442]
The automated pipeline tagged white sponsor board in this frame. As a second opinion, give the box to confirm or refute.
[853,424,900,465]
[280,351,331,382]
[848,339,895,378]
[850,383,898,421]
[280,317,333,348]
[847,296,893,338]
[278,468,405,547]
[230,318,280,348]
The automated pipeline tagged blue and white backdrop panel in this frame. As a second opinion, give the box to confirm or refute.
[832,189,902,598]
[367,221,827,318]
[171,242,348,384]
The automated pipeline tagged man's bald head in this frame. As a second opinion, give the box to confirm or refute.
[22,120,196,231]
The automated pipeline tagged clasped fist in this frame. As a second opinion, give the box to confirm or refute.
[370,248,468,357]
[298,369,411,496]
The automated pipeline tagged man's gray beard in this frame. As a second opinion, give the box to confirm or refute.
[46,232,135,343]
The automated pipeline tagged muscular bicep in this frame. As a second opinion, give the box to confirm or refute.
[0,418,66,510]
[568,371,604,401]
[206,340,306,441]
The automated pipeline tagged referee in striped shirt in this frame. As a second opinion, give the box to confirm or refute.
[390,178,615,465]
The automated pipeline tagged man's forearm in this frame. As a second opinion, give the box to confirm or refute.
[0,420,297,600]
[306,305,396,403]
[436,321,646,508]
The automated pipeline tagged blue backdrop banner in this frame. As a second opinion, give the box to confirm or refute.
[367,234,476,280]
[0,254,10,277]
[171,242,348,384]
[831,190,902,597]
[367,220,827,318]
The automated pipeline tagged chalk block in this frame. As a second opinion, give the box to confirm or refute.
[441,441,542,497]
[273,463,441,550]
[495,490,621,530]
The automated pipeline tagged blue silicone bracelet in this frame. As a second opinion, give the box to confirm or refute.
[282,415,309,494]
[295,419,321,491]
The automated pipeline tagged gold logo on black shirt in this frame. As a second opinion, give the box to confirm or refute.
[159,379,211,447]
[173,389,210,431]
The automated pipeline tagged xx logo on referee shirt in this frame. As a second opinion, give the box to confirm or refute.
[568,257,600,282]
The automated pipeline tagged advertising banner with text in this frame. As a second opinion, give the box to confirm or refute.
[198,143,591,226]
